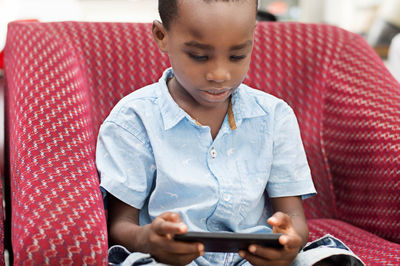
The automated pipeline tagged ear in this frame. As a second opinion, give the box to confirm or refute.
[152,20,168,53]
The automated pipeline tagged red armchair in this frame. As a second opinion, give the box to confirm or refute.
[3,21,400,265]
[0,49,5,266]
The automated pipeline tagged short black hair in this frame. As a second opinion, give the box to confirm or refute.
[158,0,258,30]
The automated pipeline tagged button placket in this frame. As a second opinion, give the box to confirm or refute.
[210,147,217,158]
[206,138,236,230]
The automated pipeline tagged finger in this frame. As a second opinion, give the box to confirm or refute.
[245,245,283,261]
[267,212,291,232]
[278,233,302,249]
[149,232,204,256]
[159,212,183,223]
[239,250,287,266]
[153,217,187,236]
[238,250,266,266]
[168,241,205,256]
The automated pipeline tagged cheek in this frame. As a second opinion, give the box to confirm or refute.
[169,54,203,81]
[170,59,202,88]
[169,50,191,72]
[232,59,251,82]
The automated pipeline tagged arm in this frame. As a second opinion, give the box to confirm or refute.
[239,196,306,266]
[270,196,308,248]
[108,194,204,265]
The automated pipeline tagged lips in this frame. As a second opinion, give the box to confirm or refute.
[203,88,230,95]
[199,88,232,103]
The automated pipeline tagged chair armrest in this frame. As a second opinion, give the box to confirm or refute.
[4,22,108,264]
[0,69,5,266]
[323,32,400,243]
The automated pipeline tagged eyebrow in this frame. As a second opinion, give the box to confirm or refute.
[230,40,253,51]
[184,40,252,51]
[184,41,213,50]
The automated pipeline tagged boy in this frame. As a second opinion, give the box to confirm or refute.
[97,0,364,265]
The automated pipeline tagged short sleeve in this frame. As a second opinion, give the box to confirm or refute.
[96,120,155,209]
[266,103,316,199]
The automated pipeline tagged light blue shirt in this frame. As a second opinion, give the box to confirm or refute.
[97,68,316,265]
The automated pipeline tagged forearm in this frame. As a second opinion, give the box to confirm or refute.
[287,211,309,248]
[108,194,150,253]
[109,217,151,252]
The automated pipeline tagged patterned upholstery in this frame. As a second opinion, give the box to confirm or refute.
[247,23,400,242]
[308,219,400,264]
[0,49,4,69]
[0,172,3,265]
[3,21,400,264]
[0,60,5,266]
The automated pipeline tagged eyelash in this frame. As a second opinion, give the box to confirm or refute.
[187,53,247,62]
[230,55,246,61]
[188,53,208,61]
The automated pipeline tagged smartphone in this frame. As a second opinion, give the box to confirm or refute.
[174,231,283,253]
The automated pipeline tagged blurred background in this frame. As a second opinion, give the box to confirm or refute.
[0,0,400,75]
[1,0,400,53]
[0,0,400,49]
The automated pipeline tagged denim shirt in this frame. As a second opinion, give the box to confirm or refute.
[97,68,316,264]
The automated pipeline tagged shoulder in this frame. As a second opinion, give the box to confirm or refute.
[108,83,159,118]
[114,83,159,111]
[102,83,162,136]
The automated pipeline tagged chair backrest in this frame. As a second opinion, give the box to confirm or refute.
[5,21,400,244]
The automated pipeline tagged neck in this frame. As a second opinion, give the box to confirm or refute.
[167,77,230,139]
[167,77,229,115]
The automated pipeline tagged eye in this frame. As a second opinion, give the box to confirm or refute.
[188,53,209,62]
[230,55,247,61]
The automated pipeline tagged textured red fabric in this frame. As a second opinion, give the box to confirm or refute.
[0,52,5,266]
[3,21,400,264]
[308,219,400,264]
[4,22,108,264]
[0,50,4,70]
[322,33,400,243]
[0,175,3,266]
[245,22,400,244]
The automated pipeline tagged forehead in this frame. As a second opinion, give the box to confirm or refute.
[169,0,256,43]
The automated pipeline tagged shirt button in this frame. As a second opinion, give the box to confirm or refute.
[223,193,231,202]
[210,147,217,158]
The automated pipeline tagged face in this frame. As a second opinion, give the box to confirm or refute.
[153,0,257,109]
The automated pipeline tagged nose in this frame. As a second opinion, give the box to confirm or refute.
[206,65,231,83]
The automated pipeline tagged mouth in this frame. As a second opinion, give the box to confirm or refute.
[203,88,231,95]
[200,88,232,103]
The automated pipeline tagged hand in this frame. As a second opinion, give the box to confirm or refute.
[141,212,204,265]
[239,212,302,266]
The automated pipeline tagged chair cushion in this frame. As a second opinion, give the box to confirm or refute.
[308,219,400,264]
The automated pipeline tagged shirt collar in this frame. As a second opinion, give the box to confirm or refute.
[158,68,187,130]
[231,84,268,126]
[158,68,267,131]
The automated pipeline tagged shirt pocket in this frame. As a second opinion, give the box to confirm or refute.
[236,160,270,222]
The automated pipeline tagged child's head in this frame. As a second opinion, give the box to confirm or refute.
[153,0,257,108]
[158,0,258,31]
